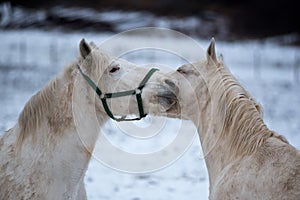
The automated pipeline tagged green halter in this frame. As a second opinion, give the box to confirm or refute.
[77,65,159,121]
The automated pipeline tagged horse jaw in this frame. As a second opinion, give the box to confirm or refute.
[142,78,180,116]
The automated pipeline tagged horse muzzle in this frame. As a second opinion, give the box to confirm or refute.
[156,79,179,112]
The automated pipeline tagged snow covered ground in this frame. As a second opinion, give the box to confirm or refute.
[0,29,300,199]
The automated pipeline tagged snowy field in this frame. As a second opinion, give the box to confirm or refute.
[0,29,300,199]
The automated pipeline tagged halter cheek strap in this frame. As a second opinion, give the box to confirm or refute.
[77,65,159,121]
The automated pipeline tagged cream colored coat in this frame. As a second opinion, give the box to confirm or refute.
[165,39,300,199]
[0,39,177,200]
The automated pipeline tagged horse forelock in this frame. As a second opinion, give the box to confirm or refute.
[79,48,111,82]
[209,62,287,159]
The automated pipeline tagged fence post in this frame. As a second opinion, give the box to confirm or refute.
[294,50,299,83]
[19,39,27,68]
[49,39,58,68]
[253,48,261,80]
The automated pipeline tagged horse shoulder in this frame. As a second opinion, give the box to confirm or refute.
[210,157,260,200]
[0,127,84,199]
[211,137,300,200]
[257,137,300,199]
[0,128,40,199]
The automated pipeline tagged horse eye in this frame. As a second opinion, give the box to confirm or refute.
[177,68,186,74]
[109,66,120,73]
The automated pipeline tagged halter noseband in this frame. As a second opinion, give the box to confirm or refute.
[77,65,159,121]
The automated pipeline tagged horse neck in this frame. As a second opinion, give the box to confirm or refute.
[18,64,107,169]
[71,69,108,153]
[190,83,221,185]
[191,64,271,186]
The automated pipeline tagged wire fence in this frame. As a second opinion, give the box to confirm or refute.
[0,35,299,83]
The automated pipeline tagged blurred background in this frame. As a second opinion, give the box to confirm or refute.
[1,1,300,200]
[1,0,300,42]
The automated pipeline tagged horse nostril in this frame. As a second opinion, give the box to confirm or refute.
[164,79,178,94]
[164,79,176,90]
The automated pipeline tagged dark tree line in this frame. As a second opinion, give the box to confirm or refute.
[3,0,300,39]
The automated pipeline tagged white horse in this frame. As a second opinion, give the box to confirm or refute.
[162,39,300,199]
[0,39,178,200]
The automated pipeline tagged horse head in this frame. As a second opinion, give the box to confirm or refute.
[77,39,179,121]
[155,38,222,120]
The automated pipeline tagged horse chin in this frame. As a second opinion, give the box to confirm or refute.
[146,80,179,116]
[150,84,179,115]
[164,101,181,118]
[154,95,180,116]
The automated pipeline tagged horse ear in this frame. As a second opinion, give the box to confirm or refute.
[80,38,91,59]
[207,37,217,64]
